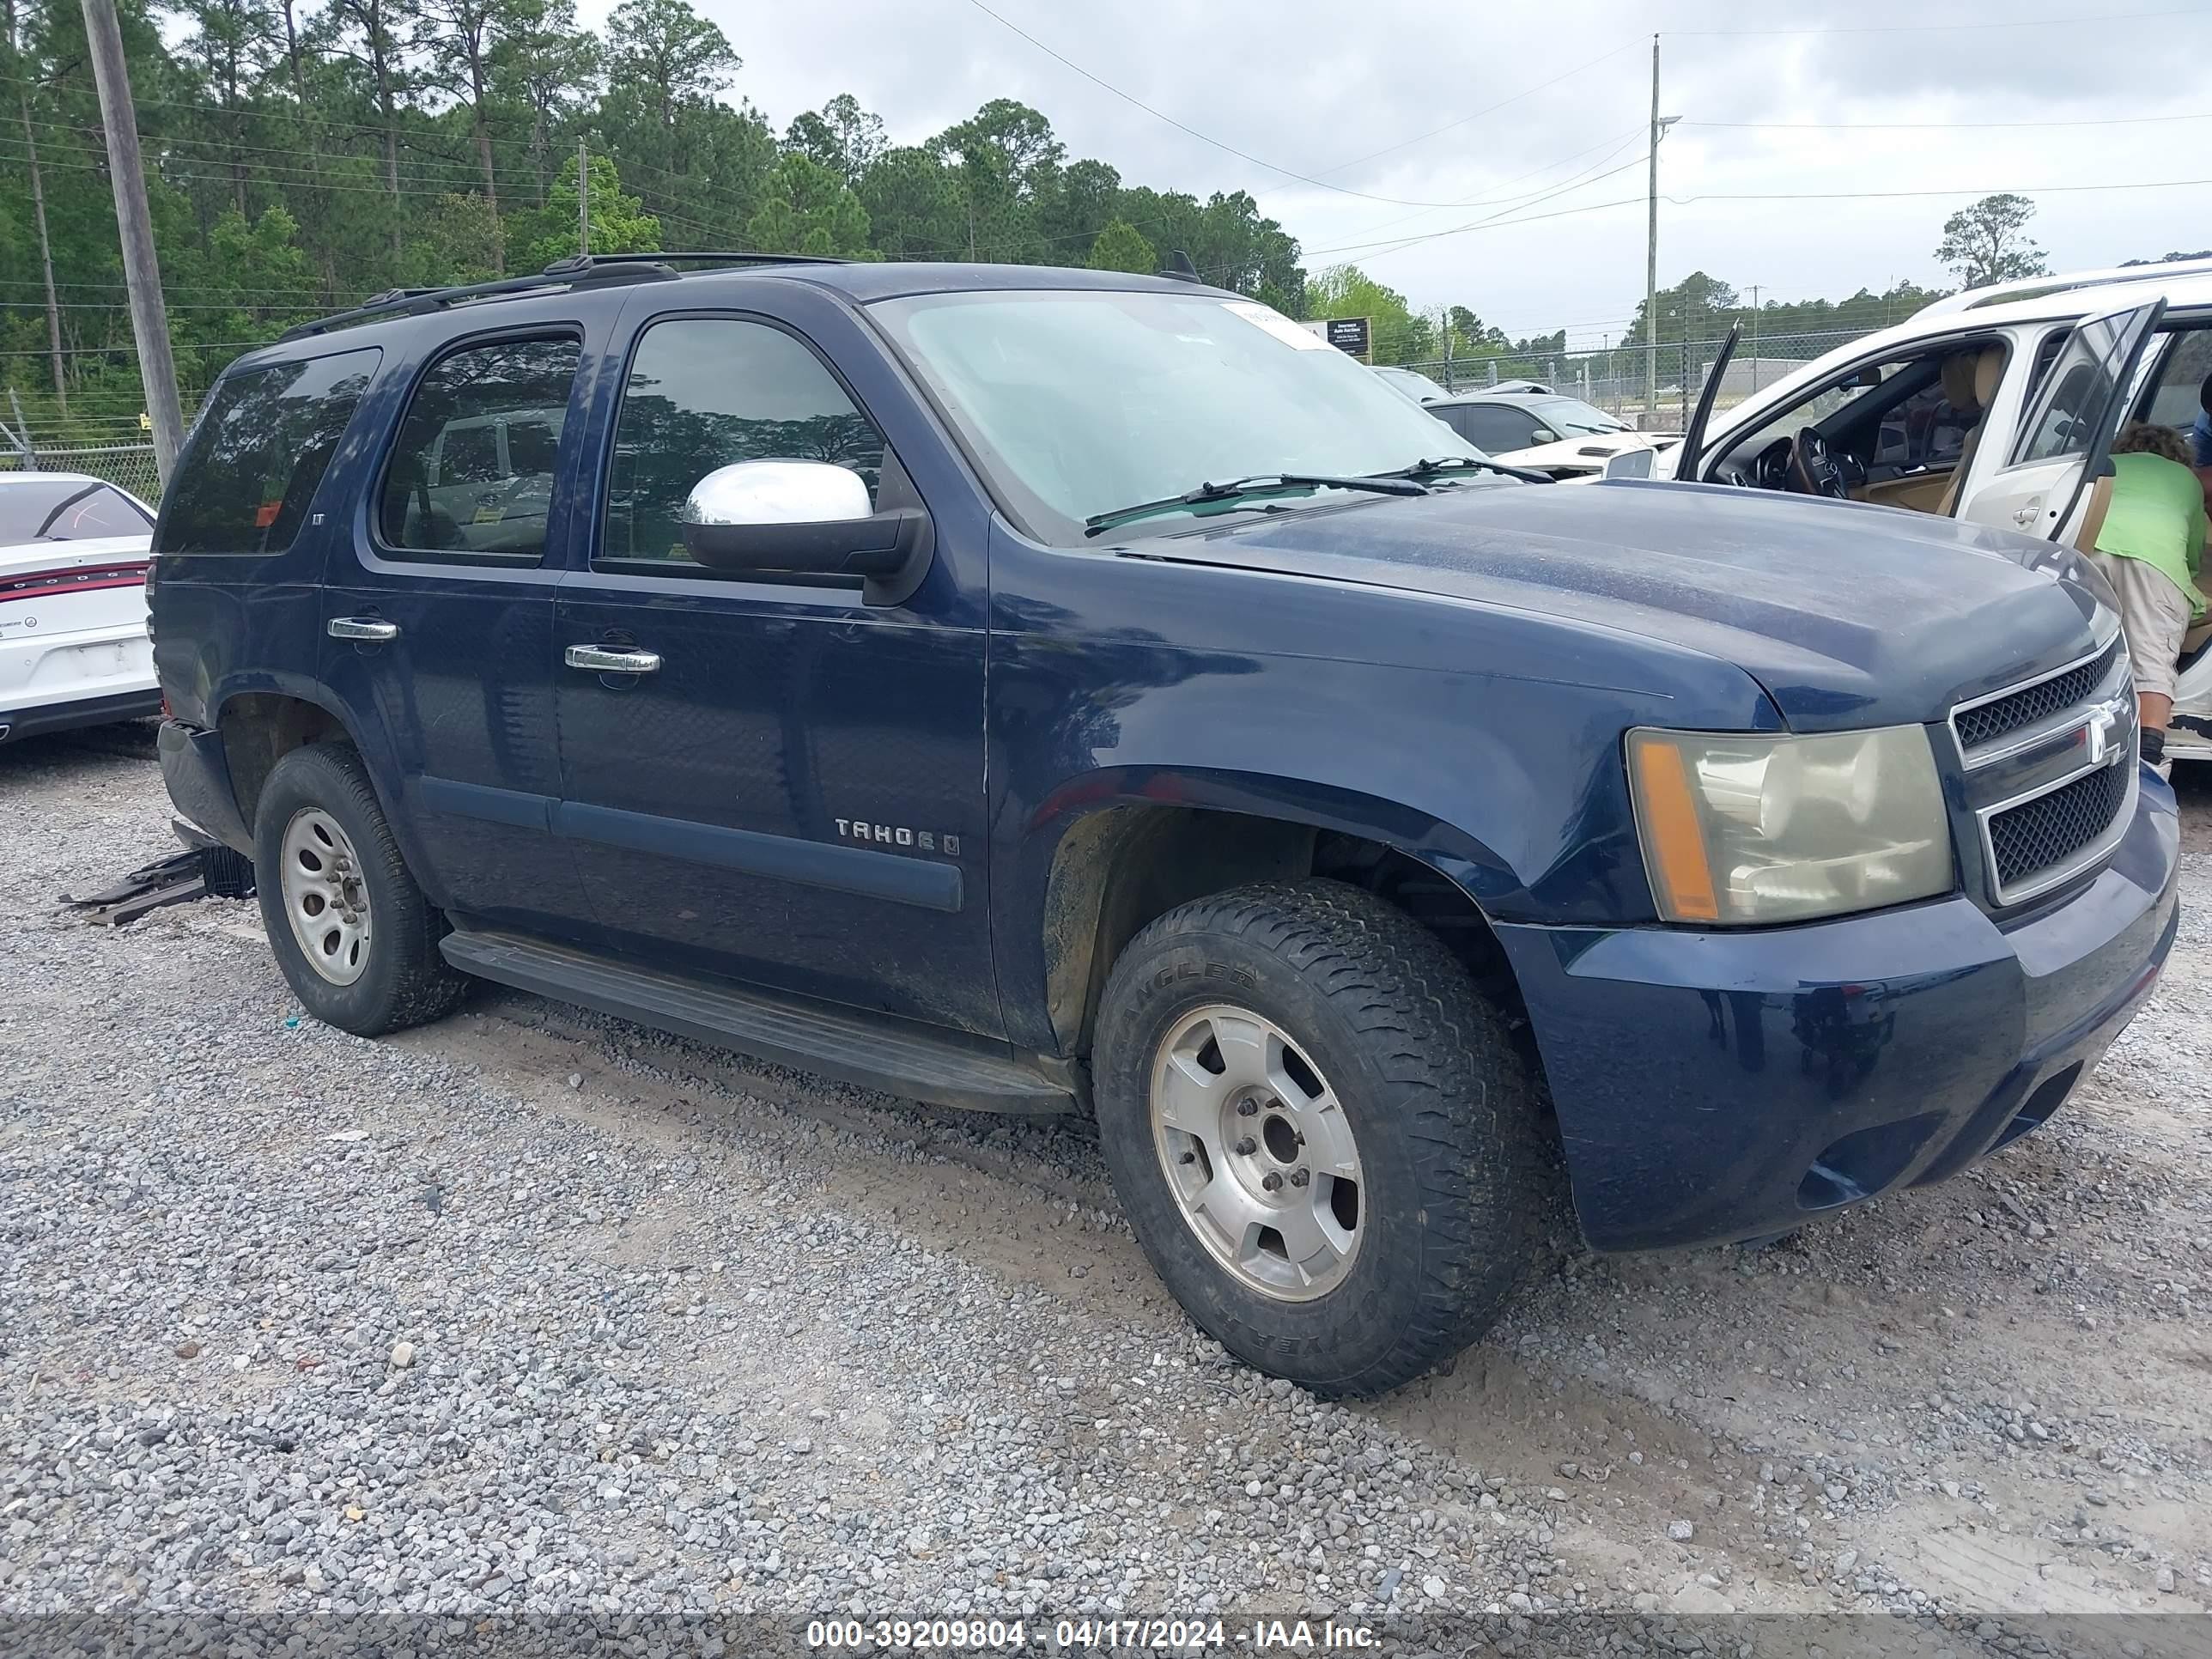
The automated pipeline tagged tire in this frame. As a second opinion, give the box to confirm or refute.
[252,741,468,1036]
[1093,878,1541,1397]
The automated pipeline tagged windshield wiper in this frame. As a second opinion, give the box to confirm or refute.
[1377,455,1555,486]
[1083,472,1428,538]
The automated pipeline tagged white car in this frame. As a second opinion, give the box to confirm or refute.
[1663,257,2212,759]
[0,472,159,745]
[1426,389,1679,482]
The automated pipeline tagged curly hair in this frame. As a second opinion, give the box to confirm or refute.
[2112,421,2193,466]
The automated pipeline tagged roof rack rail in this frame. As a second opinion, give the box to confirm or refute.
[276,250,846,342]
[1911,255,2212,321]
[544,250,852,270]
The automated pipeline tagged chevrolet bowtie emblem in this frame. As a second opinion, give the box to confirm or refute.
[2084,701,2122,767]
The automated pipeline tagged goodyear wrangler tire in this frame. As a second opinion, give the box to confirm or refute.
[1093,878,1541,1397]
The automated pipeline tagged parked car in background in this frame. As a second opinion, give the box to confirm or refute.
[1425,389,1677,482]
[0,471,158,745]
[1661,258,2212,760]
[150,254,2176,1396]
[1371,365,1451,404]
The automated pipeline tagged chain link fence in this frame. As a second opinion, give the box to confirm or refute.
[0,441,165,504]
[1384,326,1880,428]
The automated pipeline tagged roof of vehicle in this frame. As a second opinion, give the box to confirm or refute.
[266,253,1236,351]
[1429,389,1612,413]
[1912,255,2212,319]
[0,470,101,487]
[1698,266,2212,452]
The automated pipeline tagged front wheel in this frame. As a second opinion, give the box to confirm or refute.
[253,742,468,1036]
[1093,878,1543,1397]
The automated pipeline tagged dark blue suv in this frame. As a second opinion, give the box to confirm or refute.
[149,254,2180,1395]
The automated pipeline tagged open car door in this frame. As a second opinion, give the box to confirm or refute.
[1957,295,2166,544]
[1674,322,1740,484]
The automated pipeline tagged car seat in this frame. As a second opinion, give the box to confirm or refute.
[1936,346,2007,516]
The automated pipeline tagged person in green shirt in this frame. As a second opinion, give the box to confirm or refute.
[2082,422,2209,769]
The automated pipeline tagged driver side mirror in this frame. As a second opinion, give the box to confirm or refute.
[679,460,933,606]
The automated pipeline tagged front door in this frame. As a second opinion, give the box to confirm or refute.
[320,329,592,937]
[553,309,1000,1036]
[1958,298,2166,544]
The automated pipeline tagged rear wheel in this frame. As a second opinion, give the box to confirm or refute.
[1093,878,1542,1397]
[253,742,467,1036]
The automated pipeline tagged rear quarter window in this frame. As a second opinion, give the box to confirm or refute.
[155,347,380,556]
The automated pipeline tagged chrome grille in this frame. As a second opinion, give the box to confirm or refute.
[1953,626,2137,908]
[1952,637,2121,757]
[1988,760,2131,891]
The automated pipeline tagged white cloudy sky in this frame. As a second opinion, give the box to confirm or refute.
[573,0,2212,349]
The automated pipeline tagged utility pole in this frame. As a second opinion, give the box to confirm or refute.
[578,137,590,255]
[1644,33,1659,425]
[81,0,183,481]
[1748,283,1761,392]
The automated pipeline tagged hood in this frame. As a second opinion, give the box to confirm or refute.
[1134,479,2103,732]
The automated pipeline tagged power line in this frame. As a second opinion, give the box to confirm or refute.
[1663,4,2207,33]
[1672,175,2212,204]
[1313,41,1642,177]
[959,0,1647,211]
[1683,111,2212,131]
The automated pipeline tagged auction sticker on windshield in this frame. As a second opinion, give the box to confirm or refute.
[1223,301,1334,349]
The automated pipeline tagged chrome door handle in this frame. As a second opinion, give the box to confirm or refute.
[565,643,662,675]
[328,617,399,642]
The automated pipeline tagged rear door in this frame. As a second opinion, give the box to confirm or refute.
[319,327,592,936]
[1958,298,2166,544]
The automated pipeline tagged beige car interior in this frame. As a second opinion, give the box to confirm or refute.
[1852,344,2007,516]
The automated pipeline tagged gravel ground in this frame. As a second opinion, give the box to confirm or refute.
[3,726,2209,1656]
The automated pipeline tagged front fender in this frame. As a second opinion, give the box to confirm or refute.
[985,522,1783,1051]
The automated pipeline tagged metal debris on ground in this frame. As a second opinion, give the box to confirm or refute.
[60,818,254,925]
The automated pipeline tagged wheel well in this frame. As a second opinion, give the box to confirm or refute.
[1042,806,1527,1059]
[217,694,351,834]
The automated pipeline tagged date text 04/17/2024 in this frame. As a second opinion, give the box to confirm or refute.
[802,1619,1381,1650]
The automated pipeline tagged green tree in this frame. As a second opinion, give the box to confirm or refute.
[855,145,962,258]
[1087,218,1154,275]
[414,0,526,252]
[784,93,887,187]
[508,153,659,269]
[1305,264,1430,364]
[495,0,601,203]
[1936,193,2049,290]
[745,152,874,258]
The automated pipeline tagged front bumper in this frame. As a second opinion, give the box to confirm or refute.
[1498,764,2181,1252]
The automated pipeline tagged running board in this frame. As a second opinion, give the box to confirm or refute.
[439,927,1078,1115]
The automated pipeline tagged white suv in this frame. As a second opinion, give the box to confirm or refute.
[1668,258,2212,759]
[0,471,159,745]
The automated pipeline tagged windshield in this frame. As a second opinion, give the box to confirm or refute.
[1526,396,1628,436]
[0,477,152,544]
[871,289,1490,542]
[1376,367,1449,403]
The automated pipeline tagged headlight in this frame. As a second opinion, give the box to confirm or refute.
[1626,725,1953,925]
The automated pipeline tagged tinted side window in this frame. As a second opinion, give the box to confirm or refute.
[1449,404,1547,454]
[601,317,884,566]
[156,348,379,555]
[380,337,579,560]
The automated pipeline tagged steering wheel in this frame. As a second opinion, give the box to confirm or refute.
[1788,427,1850,499]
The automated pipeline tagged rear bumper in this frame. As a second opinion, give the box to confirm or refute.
[1498,763,2181,1252]
[0,686,161,744]
[156,719,254,853]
